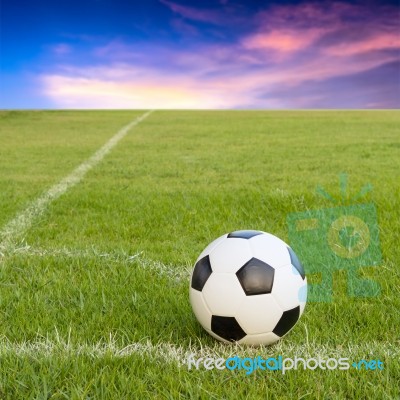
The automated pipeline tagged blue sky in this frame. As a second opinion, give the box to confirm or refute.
[1,0,399,109]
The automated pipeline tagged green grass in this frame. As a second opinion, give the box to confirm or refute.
[0,110,144,228]
[0,110,399,399]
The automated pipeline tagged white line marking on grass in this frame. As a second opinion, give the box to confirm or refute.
[0,336,398,364]
[1,243,191,281]
[0,337,189,364]
[0,110,153,253]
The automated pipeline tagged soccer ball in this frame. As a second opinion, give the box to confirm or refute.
[189,230,307,346]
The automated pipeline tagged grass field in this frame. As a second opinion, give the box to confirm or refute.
[0,110,399,399]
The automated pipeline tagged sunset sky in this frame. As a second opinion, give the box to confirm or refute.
[1,0,399,109]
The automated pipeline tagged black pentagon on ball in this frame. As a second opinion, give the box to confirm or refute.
[273,306,300,337]
[191,255,212,291]
[227,230,263,239]
[236,257,275,295]
[211,315,247,342]
[287,247,306,280]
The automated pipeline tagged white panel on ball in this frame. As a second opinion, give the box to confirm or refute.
[239,332,280,346]
[189,289,212,331]
[209,238,252,273]
[235,295,283,335]
[249,233,291,268]
[196,234,228,261]
[202,273,246,316]
[299,284,308,315]
[272,265,307,311]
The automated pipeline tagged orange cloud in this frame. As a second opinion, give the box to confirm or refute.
[40,72,250,109]
[242,29,323,53]
[324,33,400,56]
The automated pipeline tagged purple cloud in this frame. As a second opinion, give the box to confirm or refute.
[160,0,225,25]
[38,2,399,108]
